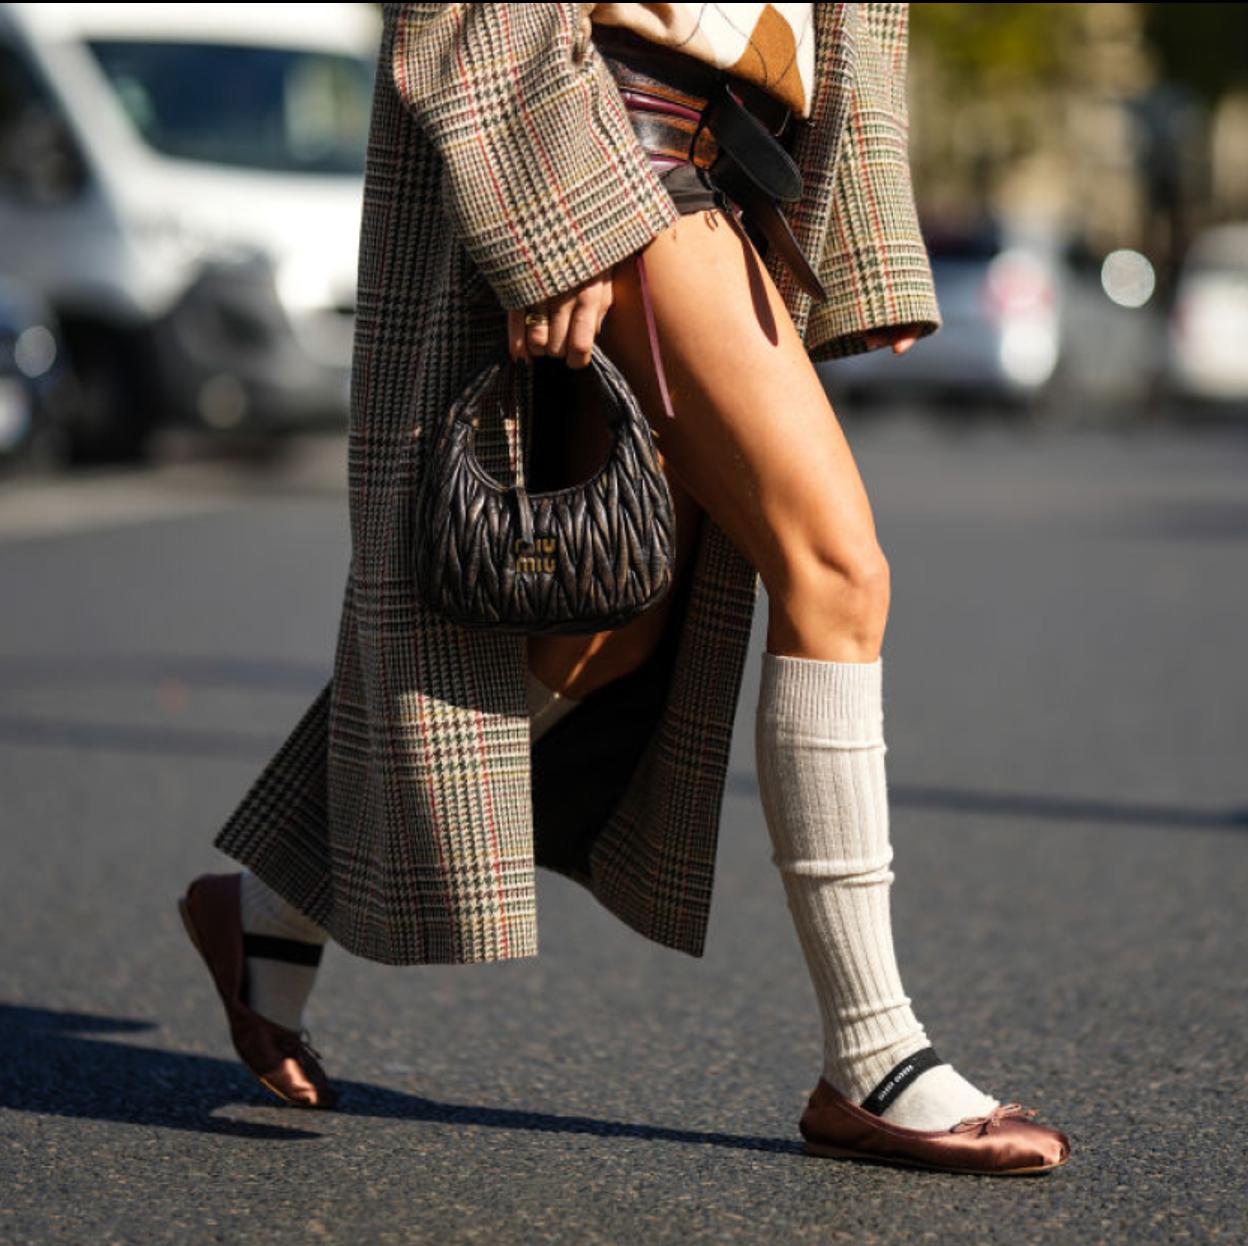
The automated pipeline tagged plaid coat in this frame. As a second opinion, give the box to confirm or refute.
[214,2,939,966]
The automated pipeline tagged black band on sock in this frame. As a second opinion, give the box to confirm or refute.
[859,1047,946,1117]
[242,933,324,967]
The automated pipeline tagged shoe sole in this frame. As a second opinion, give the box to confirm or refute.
[177,893,315,1110]
[803,1140,1068,1176]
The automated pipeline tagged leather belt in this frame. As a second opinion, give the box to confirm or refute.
[593,23,792,135]
[619,97,722,171]
[592,25,828,422]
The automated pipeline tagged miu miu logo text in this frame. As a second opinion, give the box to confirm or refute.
[513,537,556,573]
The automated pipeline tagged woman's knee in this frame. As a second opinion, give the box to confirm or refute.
[765,538,891,660]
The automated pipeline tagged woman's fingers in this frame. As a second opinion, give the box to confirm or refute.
[863,324,921,355]
[567,280,611,368]
[564,298,600,369]
[593,274,614,341]
[563,276,612,368]
[510,271,615,367]
[525,302,551,357]
[544,296,576,359]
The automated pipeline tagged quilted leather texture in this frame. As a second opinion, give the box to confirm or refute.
[415,344,676,635]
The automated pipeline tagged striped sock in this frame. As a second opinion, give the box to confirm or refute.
[239,870,328,1033]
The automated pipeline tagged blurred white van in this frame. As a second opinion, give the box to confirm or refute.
[0,2,379,459]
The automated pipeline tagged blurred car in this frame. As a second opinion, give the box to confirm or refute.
[820,223,1062,411]
[0,273,71,465]
[0,1,379,461]
[820,222,1162,417]
[1167,223,1248,410]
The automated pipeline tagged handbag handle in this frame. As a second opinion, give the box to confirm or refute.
[453,345,636,430]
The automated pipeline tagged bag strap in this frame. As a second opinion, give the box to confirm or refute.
[636,249,676,422]
[705,82,802,203]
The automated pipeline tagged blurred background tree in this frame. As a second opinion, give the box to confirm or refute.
[908,3,1248,300]
[1143,3,1248,102]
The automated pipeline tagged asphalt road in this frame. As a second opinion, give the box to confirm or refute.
[2,413,1246,1245]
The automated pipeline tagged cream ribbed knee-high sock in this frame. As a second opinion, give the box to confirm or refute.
[238,672,580,1031]
[239,870,329,1033]
[755,653,998,1132]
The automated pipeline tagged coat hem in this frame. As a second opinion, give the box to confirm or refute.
[215,834,543,967]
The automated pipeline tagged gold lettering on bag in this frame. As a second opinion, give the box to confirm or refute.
[512,536,557,574]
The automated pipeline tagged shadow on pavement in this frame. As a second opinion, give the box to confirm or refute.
[729,774,1248,832]
[0,653,328,760]
[7,653,1241,832]
[0,654,326,694]
[329,1084,801,1155]
[0,1004,798,1155]
[0,714,286,760]
[0,1003,321,1140]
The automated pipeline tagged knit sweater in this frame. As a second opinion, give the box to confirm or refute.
[583,3,815,118]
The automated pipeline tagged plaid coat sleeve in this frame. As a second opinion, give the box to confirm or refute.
[390,3,681,311]
[806,3,941,362]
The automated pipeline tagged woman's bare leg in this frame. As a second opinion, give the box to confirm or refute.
[528,204,889,700]
[600,207,889,659]
[527,206,1004,1134]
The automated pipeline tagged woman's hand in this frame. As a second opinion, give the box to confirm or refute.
[507,270,615,369]
[863,324,922,356]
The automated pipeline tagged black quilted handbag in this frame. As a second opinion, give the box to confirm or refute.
[414,344,676,635]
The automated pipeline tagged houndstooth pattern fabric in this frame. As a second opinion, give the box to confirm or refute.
[805,5,939,358]
[214,3,939,966]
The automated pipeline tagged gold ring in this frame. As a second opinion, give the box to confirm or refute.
[524,310,549,327]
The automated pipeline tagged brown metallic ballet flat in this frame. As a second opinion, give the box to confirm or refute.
[799,1078,1070,1176]
[178,872,338,1109]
